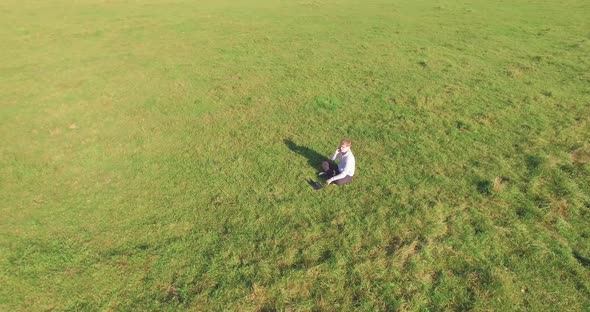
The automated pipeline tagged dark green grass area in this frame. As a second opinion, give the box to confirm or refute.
[1,0,590,310]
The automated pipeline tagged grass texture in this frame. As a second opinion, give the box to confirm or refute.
[1,0,589,310]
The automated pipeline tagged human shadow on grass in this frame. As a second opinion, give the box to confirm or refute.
[284,139,330,190]
[573,251,590,268]
[284,139,326,169]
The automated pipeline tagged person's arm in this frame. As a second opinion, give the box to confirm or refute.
[330,149,340,161]
[327,171,347,184]
[327,157,355,184]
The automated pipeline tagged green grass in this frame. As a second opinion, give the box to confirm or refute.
[1,0,590,310]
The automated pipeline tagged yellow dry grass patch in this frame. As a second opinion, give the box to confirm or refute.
[571,145,590,164]
[391,239,420,270]
[493,176,506,193]
[552,199,568,218]
[249,283,270,308]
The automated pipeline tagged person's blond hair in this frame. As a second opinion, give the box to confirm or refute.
[340,139,352,147]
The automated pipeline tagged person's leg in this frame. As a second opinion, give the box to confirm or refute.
[321,161,331,172]
[321,161,339,178]
[333,175,353,186]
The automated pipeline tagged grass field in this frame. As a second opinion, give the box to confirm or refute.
[1,0,590,310]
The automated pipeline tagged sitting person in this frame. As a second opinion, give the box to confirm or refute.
[319,139,356,186]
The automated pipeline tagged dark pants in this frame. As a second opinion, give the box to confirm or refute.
[321,161,353,186]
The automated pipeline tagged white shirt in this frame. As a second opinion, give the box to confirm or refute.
[330,149,355,180]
